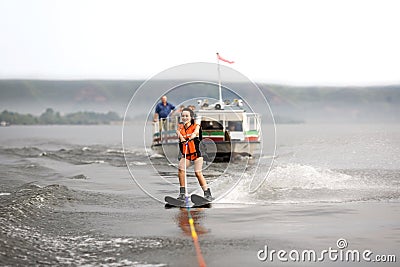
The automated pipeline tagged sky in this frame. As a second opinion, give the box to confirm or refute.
[0,0,399,86]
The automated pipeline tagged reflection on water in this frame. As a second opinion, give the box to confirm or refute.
[175,208,209,236]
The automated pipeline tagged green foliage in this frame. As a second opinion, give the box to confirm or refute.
[0,109,122,125]
[0,110,39,125]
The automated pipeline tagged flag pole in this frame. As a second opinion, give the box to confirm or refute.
[216,52,223,105]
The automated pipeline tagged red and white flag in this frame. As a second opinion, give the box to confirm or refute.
[216,53,234,64]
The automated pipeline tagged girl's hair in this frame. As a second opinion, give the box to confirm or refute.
[181,107,195,124]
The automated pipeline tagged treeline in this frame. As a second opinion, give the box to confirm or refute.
[0,108,121,125]
[1,80,400,105]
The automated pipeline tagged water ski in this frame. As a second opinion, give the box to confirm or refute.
[164,196,186,208]
[191,194,212,207]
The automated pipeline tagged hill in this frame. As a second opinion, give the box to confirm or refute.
[0,79,399,123]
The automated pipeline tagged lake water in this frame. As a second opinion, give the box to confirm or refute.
[0,123,399,266]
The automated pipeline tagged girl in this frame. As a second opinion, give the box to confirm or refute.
[176,108,213,201]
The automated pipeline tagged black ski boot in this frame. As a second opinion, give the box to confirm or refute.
[177,187,185,201]
[204,188,214,201]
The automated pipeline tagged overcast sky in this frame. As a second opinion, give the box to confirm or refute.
[0,0,399,86]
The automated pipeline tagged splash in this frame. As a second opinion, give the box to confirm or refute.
[216,163,399,204]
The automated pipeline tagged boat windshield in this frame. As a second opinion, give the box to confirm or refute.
[201,120,223,130]
[227,121,243,131]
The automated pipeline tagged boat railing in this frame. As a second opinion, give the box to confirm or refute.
[247,113,261,132]
[153,116,181,143]
[153,112,261,142]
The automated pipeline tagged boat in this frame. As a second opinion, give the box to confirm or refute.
[151,99,261,161]
[151,54,261,162]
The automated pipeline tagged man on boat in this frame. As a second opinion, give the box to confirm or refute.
[153,95,176,132]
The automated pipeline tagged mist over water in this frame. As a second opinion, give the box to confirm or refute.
[1,80,399,123]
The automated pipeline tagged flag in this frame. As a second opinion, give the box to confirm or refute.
[216,53,234,64]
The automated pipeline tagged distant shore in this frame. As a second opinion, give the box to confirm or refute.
[0,108,122,125]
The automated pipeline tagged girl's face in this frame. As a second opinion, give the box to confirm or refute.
[181,111,191,124]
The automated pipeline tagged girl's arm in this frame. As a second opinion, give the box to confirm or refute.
[189,124,200,139]
[176,127,186,142]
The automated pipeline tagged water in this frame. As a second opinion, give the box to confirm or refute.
[0,124,399,266]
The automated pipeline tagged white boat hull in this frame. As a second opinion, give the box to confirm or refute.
[151,140,259,161]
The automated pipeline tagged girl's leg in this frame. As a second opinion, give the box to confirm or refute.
[177,158,191,200]
[194,157,214,200]
[193,157,207,190]
[178,158,190,187]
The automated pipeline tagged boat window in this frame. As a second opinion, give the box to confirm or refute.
[249,116,260,131]
[228,121,242,131]
[201,120,223,130]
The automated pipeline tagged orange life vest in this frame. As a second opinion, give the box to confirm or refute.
[178,123,202,161]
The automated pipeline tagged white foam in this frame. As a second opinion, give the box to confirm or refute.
[263,163,388,191]
[129,161,147,166]
[265,164,352,190]
[86,160,105,164]
[149,153,164,158]
[213,163,394,204]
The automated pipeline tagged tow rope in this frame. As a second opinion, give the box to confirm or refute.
[183,142,206,267]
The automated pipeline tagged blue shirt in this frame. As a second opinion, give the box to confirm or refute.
[155,102,175,119]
